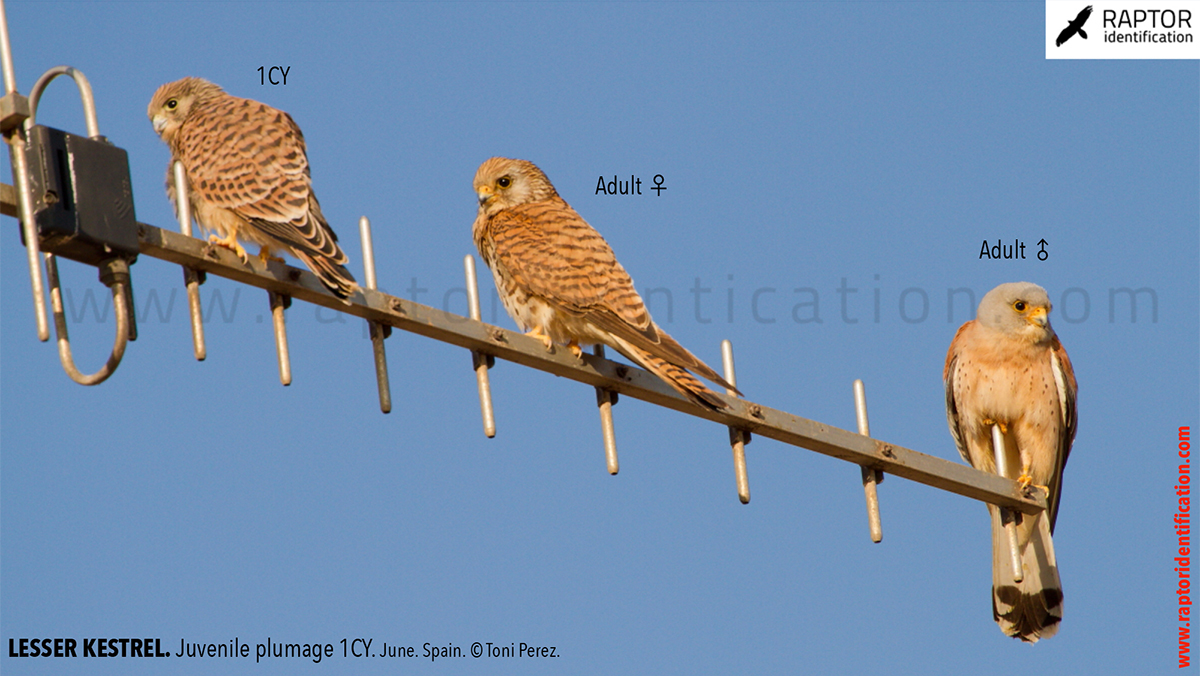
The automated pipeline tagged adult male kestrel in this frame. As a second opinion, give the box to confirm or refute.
[944,282,1078,642]
[471,157,739,410]
[148,77,356,299]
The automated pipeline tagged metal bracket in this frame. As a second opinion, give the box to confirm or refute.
[593,344,619,475]
[464,254,496,438]
[0,90,29,133]
[853,379,883,543]
[992,423,1024,582]
[360,216,392,413]
[45,256,132,385]
[172,160,207,360]
[722,340,751,504]
[269,291,292,386]
[8,64,138,384]
[22,123,139,265]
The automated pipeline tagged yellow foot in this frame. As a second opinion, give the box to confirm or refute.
[983,419,1009,434]
[1015,474,1047,493]
[1017,476,1050,494]
[567,340,584,359]
[1016,459,1048,492]
[257,247,286,265]
[207,233,249,263]
[524,326,554,351]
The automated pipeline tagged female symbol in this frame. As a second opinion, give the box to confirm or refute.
[652,174,666,196]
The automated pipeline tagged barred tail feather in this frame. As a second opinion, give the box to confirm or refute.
[990,506,1063,643]
[295,250,358,302]
[653,328,740,395]
[610,336,728,410]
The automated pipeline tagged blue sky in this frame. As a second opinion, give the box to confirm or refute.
[2,1,1197,674]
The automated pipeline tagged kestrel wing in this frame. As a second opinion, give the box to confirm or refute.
[489,200,735,391]
[943,321,973,465]
[1047,336,1078,533]
[487,200,659,339]
[179,97,345,264]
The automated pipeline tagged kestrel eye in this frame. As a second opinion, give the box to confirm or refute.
[497,177,511,188]
[1014,301,1026,312]
[166,99,178,110]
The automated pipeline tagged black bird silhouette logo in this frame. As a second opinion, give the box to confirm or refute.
[1056,5,1093,46]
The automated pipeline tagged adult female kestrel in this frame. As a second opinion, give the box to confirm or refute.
[944,281,1078,642]
[471,157,739,410]
[148,77,356,299]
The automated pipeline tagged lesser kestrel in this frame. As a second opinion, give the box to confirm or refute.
[944,282,1078,642]
[471,157,738,409]
[148,77,356,299]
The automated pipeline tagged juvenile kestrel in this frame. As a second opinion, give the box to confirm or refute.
[148,77,356,299]
[471,157,739,410]
[944,282,1078,642]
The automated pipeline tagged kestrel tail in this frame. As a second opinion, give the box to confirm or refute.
[471,157,739,410]
[148,77,357,300]
[944,281,1078,642]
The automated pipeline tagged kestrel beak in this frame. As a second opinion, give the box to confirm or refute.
[152,116,167,134]
[1027,306,1049,327]
[476,185,493,206]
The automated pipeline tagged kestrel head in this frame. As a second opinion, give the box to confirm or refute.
[473,157,559,217]
[147,77,225,143]
[977,281,1056,342]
